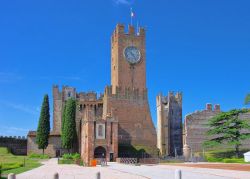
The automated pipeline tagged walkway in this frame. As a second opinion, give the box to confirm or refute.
[16,158,250,179]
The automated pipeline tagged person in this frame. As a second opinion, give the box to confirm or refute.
[101,153,107,166]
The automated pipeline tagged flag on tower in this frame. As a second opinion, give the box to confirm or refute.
[131,10,135,17]
[130,8,135,25]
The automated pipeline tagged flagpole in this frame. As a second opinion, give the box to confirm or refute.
[137,21,139,35]
[130,8,132,26]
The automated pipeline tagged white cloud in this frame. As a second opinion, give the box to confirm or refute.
[113,0,131,5]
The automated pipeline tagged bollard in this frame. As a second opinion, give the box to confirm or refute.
[8,173,16,179]
[96,172,101,179]
[53,172,59,179]
[175,169,182,179]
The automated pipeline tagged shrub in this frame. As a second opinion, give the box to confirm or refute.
[62,153,80,160]
[62,153,72,160]
[58,159,75,164]
[222,158,245,163]
[72,153,80,160]
[28,153,49,159]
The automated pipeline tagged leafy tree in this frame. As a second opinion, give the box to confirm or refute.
[204,109,250,158]
[61,98,77,153]
[245,94,250,105]
[61,104,66,133]
[36,94,50,155]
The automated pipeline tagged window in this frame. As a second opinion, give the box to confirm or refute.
[68,92,71,97]
[96,124,105,139]
[98,125,103,137]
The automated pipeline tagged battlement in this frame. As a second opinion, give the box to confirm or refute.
[53,85,105,102]
[206,103,221,112]
[104,85,147,101]
[113,24,145,37]
[157,91,182,106]
[78,92,103,101]
[0,136,26,139]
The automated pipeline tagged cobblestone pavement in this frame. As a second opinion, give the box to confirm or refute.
[16,158,250,179]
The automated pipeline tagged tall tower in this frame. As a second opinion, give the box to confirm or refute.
[157,92,183,156]
[103,24,157,153]
[111,24,146,93]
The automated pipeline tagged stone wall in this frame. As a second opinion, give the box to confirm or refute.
[0,136,27,155]
[184,104,250,153]
[27,131,62,157]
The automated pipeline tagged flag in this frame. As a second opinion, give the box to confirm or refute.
[131,8,135,17]
[131,11,135,17]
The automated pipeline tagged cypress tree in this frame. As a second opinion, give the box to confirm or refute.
[62,104,67,133]
[36,94,50,155]
[61,98,77,153]
[204,109,250,158]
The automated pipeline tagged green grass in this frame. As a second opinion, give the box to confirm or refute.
[0,147,44,176]
[204,149,250,164]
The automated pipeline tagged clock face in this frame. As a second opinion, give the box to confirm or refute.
[124,46,141,64]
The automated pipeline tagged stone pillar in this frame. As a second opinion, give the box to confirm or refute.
[183,144,191,161]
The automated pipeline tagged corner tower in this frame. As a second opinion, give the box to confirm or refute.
[111,24,146,93]
[157,92,183,156]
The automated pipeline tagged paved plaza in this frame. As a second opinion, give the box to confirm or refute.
[16,159,250,179]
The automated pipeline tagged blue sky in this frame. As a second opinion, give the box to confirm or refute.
[0,0,249,136]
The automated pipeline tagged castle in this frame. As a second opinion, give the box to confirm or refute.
[26,24,250,163]
[28,24,160,165]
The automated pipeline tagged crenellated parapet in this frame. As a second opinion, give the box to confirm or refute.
[78,92,98,101]
[104,85,148,102]
[157,91,182,106]
[112,24,145,38]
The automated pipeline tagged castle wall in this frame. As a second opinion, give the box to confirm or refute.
[0,136,27,155]
[27,132,61,157]
[184,104,250,153]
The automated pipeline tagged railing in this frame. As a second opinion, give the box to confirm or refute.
[117,158,138,164]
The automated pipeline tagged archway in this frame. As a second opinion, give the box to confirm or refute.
[94,146,106,158]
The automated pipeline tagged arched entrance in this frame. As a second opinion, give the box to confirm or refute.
[94,146,106,158]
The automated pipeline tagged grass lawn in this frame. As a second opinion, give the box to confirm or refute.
[0,147,44,177]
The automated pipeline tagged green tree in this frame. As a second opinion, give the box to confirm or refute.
[61,104,66,133]
[245,94,250,105]
[36,94,50,155]
[204,109,250,158]
[61,98,77,153]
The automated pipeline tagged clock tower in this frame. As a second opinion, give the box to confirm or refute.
[111,24,146,93]
[104,24,157,151]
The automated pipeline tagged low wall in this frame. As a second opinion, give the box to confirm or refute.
[0,136,27,155]
[27,135,62,157]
